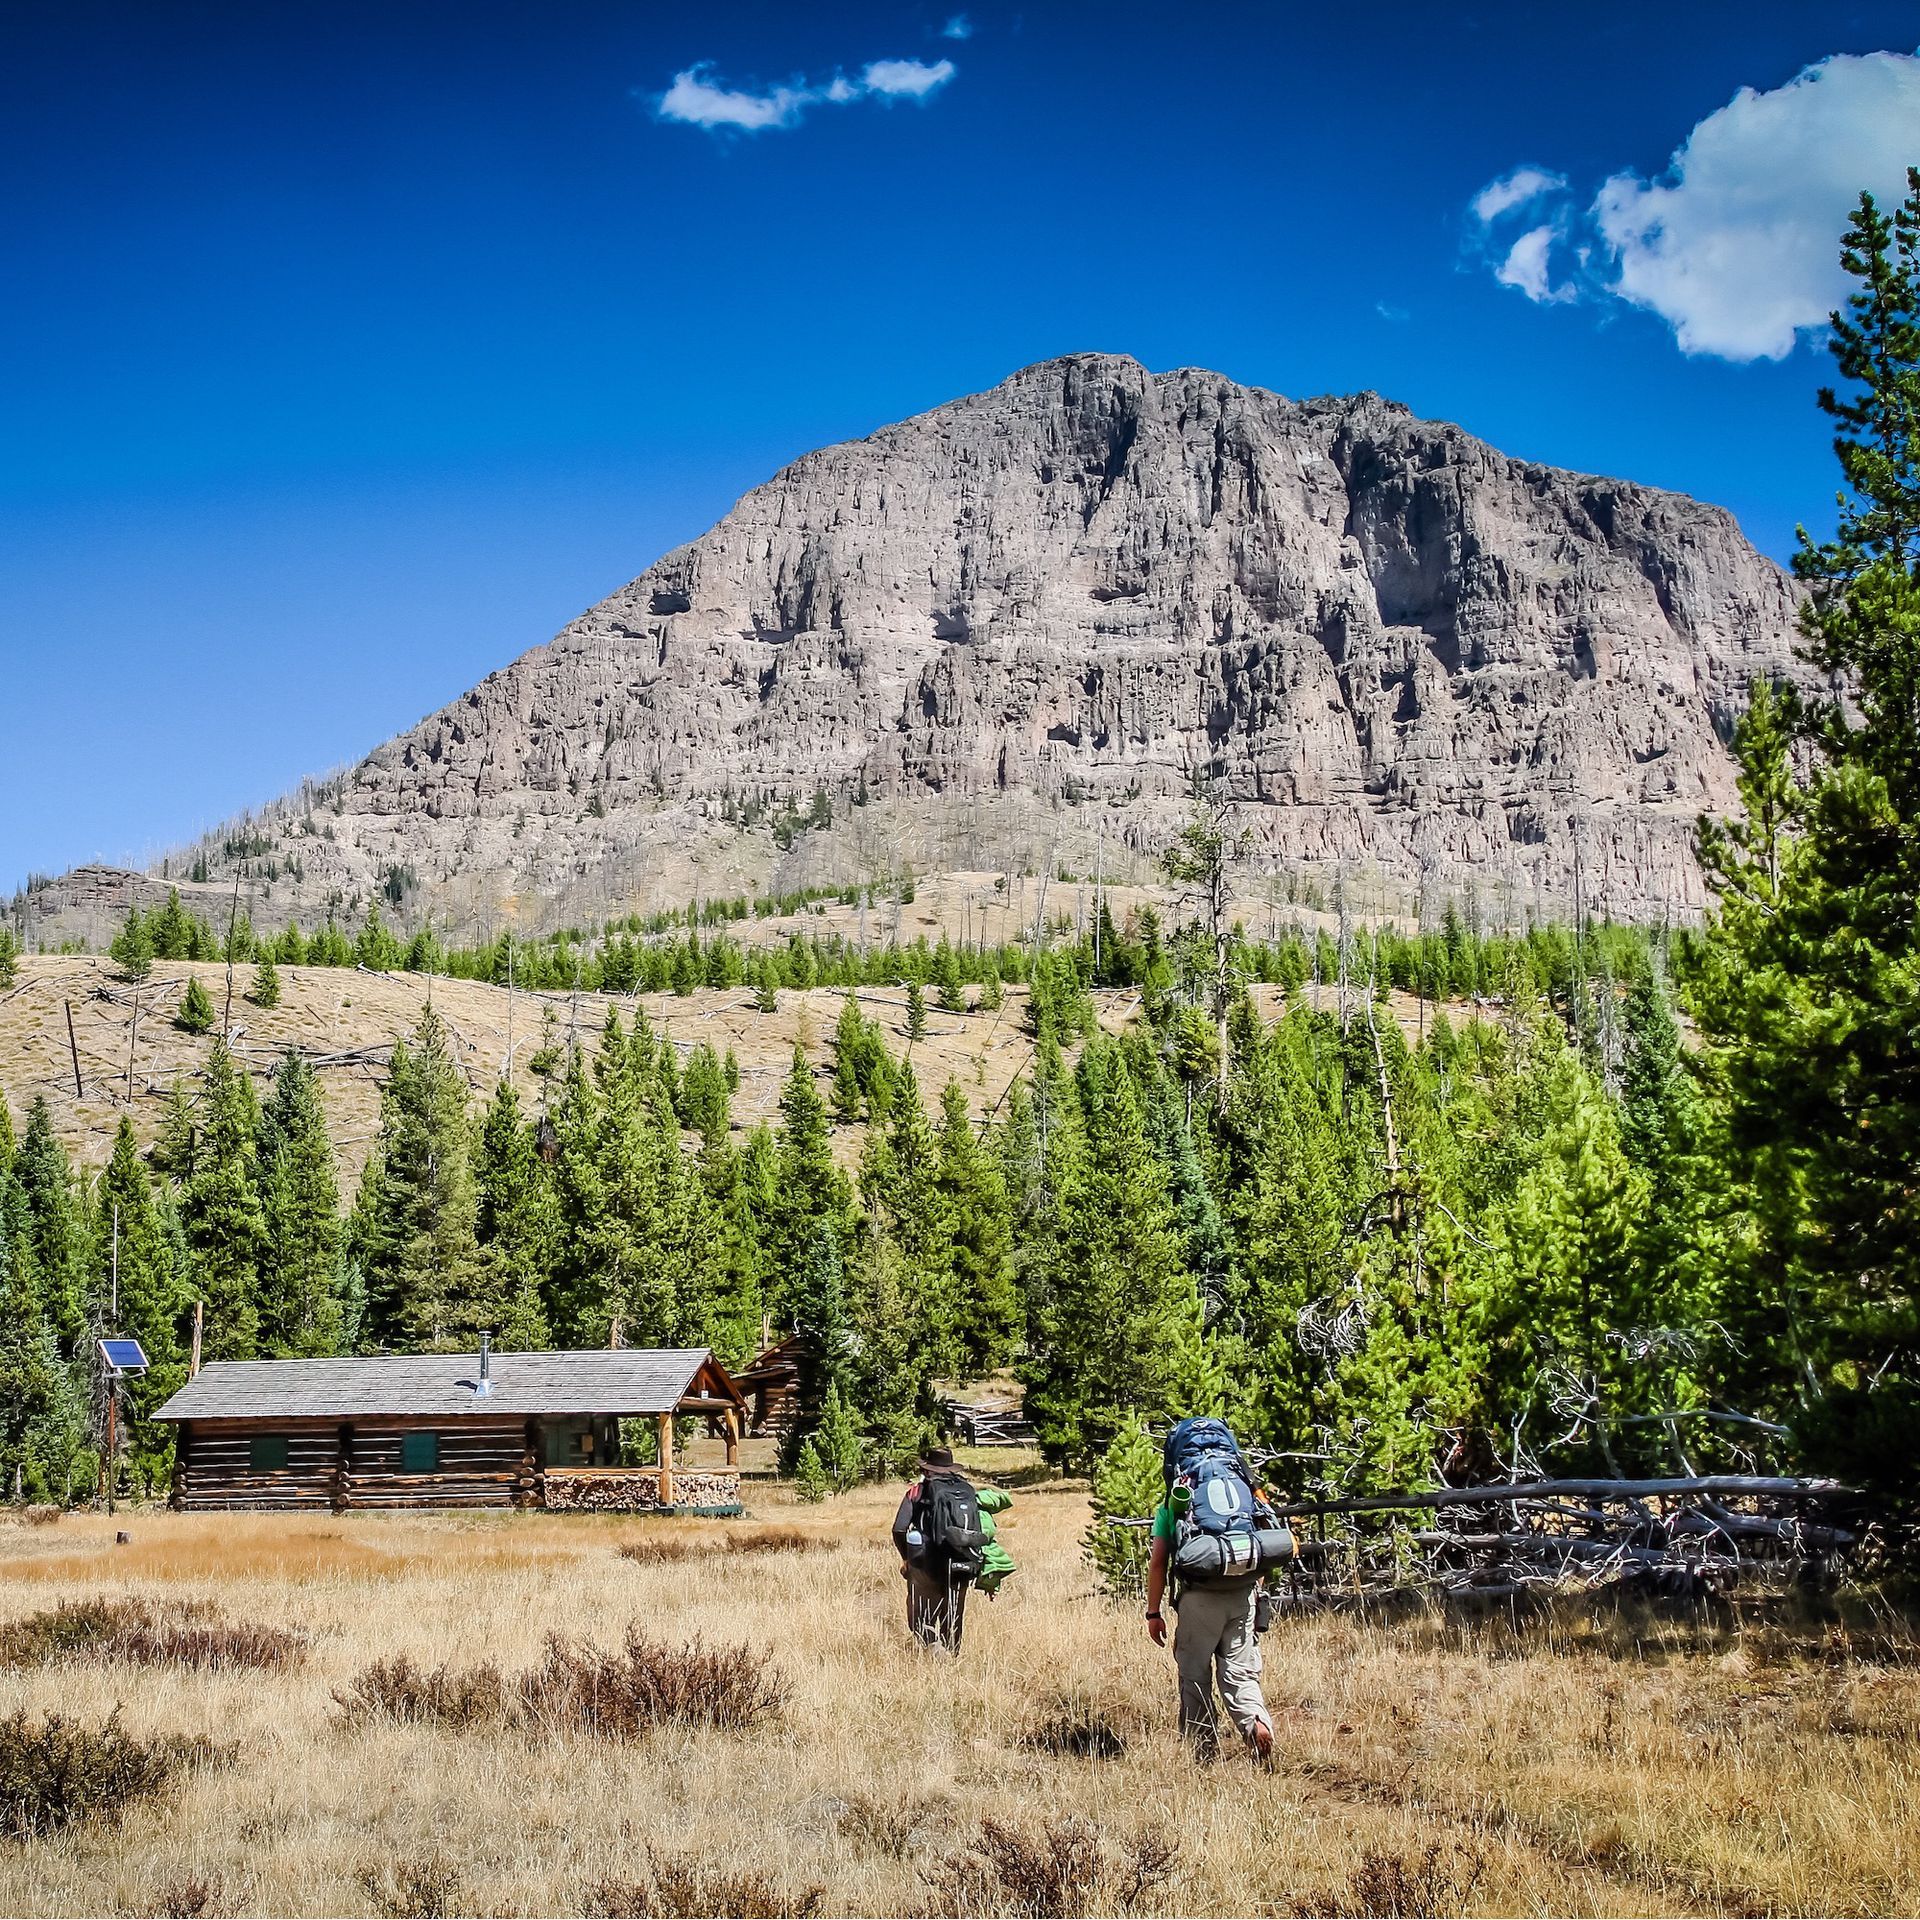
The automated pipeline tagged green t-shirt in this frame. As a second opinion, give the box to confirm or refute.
[1150,1503,1178,1542]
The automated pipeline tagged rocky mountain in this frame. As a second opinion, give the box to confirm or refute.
[19,354,1808,945]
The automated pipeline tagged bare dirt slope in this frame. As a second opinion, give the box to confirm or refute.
[2,954,1444,1186]
[0,955,1052,1186]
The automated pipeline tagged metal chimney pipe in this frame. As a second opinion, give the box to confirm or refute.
[476,1331,493,1395]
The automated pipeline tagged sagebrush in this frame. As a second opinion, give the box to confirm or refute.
[0,1709,229,1842]
[0,1596,304,1672]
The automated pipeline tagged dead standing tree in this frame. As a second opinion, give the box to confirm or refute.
[1159,783,1245,1099]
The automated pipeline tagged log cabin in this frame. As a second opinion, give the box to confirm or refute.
[735,1333,802,1440]
[154,1343,748,1514]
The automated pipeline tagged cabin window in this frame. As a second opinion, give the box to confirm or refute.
[249,1434,289,1471]
[544,1420,594,1466]
[401,1431,440,1473]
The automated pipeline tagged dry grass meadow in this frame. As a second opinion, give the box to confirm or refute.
[2,1475,1917,1918]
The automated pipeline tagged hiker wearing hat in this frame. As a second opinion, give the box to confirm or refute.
[891,1446,1009,1651]
[1144,1416,1292,1760]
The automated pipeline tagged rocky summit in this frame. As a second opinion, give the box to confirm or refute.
[24,354,1810,941]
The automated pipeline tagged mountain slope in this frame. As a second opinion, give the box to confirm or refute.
[21,354,1808,943]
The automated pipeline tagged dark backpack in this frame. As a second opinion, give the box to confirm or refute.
[915,1471,987,1580]
[1163,1417,1291,1589]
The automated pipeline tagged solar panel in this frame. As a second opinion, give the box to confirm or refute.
[98,1338,148,1373]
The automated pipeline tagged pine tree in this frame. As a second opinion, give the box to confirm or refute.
[1084,1416,1164,1598]
[677,1043,730,1139]
[1472,1052,1649,1469]
[1691,173,1920,1506]
[148,888,197,961]
[561,1011,706,1351]
[249,954,281,1008]
[152,1079,198,1181]
[110,909,153,982]
[1138,1045,1231,1323]
[995,1079,1042,1232]
[1220,1009,1366,1474]
[858,1063,958,1377]
[693,1120,765,1371]
[257,1053,345,1356]
[907,978,928,1044]
[353,1005,487,1349]
[177,1041,266,1359]
[849,1234,933,1471]
[95,1119,188,1492]
[355,904,402,971]
[751,957,779,1013]
[783,1221,854,1467]
[1619,967,1690,1172]
[1020,1042,1220,1465]
[935,1079,1021,1374]
[473,1078,555,1350]
[934,940,967,1013]
[0,928,17,989]
[830,995,867,1124]
[12,1097,88,1354]
[0,1106,61,1501]
[792,1436,830,1502]
[176,976,215,1034]
[814,1380,866,1490]
[769,1049,853,1320]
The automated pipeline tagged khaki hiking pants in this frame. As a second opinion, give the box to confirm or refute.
[1172,1582,1270,1752]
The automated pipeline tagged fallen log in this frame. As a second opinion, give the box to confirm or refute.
[1267,1474,1850,1520]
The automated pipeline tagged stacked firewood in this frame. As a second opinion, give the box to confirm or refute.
[540,1469,744,1513]
[542,1472,665,1514]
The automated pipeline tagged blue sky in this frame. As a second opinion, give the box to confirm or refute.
[4,1,1918,893]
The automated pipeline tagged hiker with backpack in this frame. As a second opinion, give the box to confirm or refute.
[892,1445,999,1651]
[1144,1416,1293,1760]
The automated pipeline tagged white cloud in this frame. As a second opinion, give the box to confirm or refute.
[1471,166,1566,225]
[1467,49,1920,361]
[942,14,974,40]
[1495,224,1577,304]
[861,57,956,98]
[657,65,812,131]
[657,52,957,133]
[1592,50,1920,360]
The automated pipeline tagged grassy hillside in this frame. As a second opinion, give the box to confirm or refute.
[0,955,1448,1188]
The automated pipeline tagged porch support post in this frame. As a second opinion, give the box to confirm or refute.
[332,1421,354,1513]
[723,1410,740,1469]
[657,1411,675,1508]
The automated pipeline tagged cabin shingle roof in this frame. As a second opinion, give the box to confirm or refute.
[153,1349,721,1422]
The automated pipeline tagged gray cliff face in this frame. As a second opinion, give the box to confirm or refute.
[22,355,1812,941]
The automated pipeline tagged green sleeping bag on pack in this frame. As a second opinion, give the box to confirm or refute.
[975,1484,1016,1596]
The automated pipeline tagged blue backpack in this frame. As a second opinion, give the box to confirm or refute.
[1163,1417,1292,1589]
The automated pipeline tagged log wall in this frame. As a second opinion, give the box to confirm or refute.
[173,1417,535,1511]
